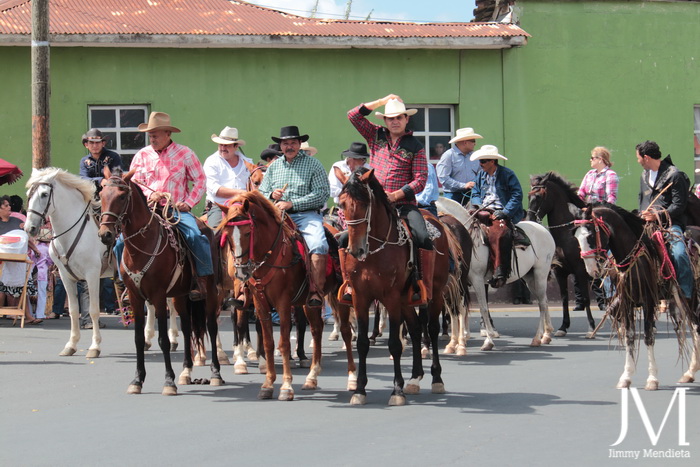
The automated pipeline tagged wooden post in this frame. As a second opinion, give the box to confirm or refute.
[31,0,50,169]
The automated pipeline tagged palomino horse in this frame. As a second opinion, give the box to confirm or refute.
[98,170,220,395]
[574,203,699,389]
[435,197,556,350]
[527,172,597,337]
[218,191,344,400]
[338,168,451,406]
[24,168,112,358]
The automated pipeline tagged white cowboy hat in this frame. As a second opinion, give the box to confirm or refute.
[375,99,418,118]
[470,144,508,161]
[300,142,317,156]
[449,127,483,144]
[138,112,181,133]
[211,126,246,146]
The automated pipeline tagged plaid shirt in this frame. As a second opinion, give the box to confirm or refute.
[578,167,619,204]
[259,151,330,212]
[130,141,206,208]
[348,104,427,204]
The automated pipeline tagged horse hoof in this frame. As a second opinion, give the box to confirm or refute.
[194,359,206,367]
[302,380,317,390]
[234,364,249,375]
[530,339,542,347]
[585,332,596,339]
[421,348,431,359]
[258,388,274,400]
[388,394,406,406]
[258,364,267,374]
[247,350,258,361]
[127,384,142,394]
[170,342,178,352]
[178,375,192,385]
[86,349,100,359]
[616,380,631,389]
[456,346,467,357]
[443,346,455,354]
[278,389,294,401]
[298,358,312,369]
[328,332,339,341]
[369,338,376,346]
[554,330,567,337]
[542,335,552,345]
[144,342,152,351]
[432,383,446,394]
[210,377,223,387]
[59,347,76,357]
[350,394,366,405]
[480,329,488,337]
[162,385,177,396]
[404,384,420,395]
[347,381,357,392]
[645,380,659,391]
[678,374,695,384]
[480,342,494,351]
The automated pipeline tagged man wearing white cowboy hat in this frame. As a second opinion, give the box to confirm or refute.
[128,111,213,300]
[259,125,331,308]
[328,142,371,206]
[470,144,523,288]
[203,126,253,228]
[436,127,483,206]
[347,94,435,304]
[79,128,123,192]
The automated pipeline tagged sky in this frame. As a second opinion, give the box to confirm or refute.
[243,0,478,23]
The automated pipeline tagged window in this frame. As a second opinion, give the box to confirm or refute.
[88,105,149,169]
[695,105,700,185]
[407,105,455,164]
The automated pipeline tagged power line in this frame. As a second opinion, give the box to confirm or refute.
[248,2,459,23]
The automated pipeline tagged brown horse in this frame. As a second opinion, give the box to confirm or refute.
[218,191,339,400]
[338,168,451,405]
[98,170,221,395]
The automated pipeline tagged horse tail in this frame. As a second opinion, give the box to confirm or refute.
[188,299,208,350]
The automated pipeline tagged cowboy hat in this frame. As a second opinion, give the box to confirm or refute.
[341,142,369,160]
[82,128,107,144]
[138,112,181,133]
[260,144,281,162]
[470,144,508,161]
[211,126,246,146]
[449,127,483,144]
[271,126,309,143]
[300,142,317,156]
[375,99,418,118]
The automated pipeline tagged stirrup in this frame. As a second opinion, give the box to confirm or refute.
[307,292,323,308]
[407,280,428,306]
[337,282,353,305]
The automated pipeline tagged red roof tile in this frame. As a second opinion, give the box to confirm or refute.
[0,0,530,40]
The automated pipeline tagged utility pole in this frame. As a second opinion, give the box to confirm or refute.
[32,0,50,168]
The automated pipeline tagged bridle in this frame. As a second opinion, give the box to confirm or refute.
[27,181,92,241]
[574,213,611,261]
[528,183,575,229]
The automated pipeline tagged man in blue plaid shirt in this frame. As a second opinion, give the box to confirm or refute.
[259,126,330,307]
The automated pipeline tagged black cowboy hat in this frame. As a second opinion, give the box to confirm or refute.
[271,126,309,143]
[341,142,370,160]
[82,128,107,144]
[260,143,282,161]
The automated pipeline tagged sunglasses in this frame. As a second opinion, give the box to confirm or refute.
[590,156,600,161]
[479,159,495,165]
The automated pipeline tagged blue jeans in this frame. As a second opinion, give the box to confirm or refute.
[289,211,328,255]
[668,225,693,299]
[114,209,214,277]
[52,277,87,317]
[444,190,471,206]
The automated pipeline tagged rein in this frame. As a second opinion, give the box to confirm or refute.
[575,212,646,270]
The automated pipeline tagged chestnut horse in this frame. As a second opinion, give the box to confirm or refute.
[218,191,347,400]
[338,168,450,406]
[98,170,221,395]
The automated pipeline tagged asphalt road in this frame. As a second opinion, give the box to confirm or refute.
[1,307,698,467]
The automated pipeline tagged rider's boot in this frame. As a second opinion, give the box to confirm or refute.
[337,248,353,304]
[307,254,327,308]
[189,275,210,301]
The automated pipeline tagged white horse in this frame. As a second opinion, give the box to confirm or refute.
[24,168,177,357]
[436,197,556,350]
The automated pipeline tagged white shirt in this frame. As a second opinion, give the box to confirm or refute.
[203,150,253,204]
[328,159,372,203]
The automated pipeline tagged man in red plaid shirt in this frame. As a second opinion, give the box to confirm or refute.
[343,94,434,304]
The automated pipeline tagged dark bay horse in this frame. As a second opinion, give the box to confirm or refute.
[98,170,221,395]
[574,203,698,389]
[218,191,343,400]
[338,168,450,405]
[528,172,597,337]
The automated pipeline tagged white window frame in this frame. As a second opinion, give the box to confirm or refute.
[88,104,149,165]
[410,104,455,164]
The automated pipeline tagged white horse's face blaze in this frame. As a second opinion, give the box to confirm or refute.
[231,225,250,281]
[575,226,600,277]
[339,192,369,260]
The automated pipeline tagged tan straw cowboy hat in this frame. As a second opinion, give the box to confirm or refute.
[138,112,181,133]
[211,126,246,146]
[449,127,483,144]
[470,144,508,161]
[300,142,317,156]
[375,99,418,118]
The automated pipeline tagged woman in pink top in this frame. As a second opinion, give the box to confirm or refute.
[578,146,619,204]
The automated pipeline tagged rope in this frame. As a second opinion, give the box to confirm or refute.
[650,229,676,280]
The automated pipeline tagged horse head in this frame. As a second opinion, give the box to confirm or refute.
[98,168,134,245]
[246,161,268,191]
[573,204,612,278]
[25,176,54,237]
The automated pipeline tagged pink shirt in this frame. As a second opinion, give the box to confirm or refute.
[30,242,52,281]
[130,142,206,208]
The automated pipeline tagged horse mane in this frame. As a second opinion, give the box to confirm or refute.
[26,167,98,206]
[230,191,295,237]
[593,202,647,238]
[532,171,585,208]
[340,167,395,217]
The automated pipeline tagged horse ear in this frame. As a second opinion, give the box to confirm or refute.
[244,160,257,173]
[359,168,374,182]
[334,166,348,185]
[104,166,112,180]
[123,169,136,183]
[218,202,229,216]
[243,199,250,211]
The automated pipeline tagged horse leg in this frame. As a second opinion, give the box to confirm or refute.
[155,299,177,396]
[428,297,446,394]
[643,300,658,391]
[369,303,381,345]
[256,302,277,399]
[616,319,636,389]
[127,295,147,394]
[244,309,257,361]
[525,270,553,346]
[404,306,425,395]
[295,306,310,368]
[82,276,103,358]
[472,279,497,350]
[444,304,458,354]
[59,278,80,356]
[387,301,407,406]
[233,308,249,374]
[144,301,156,351]
[302,303,324,390]
[215,333,231,365]
[176,298,194,386]
[331,296,357,391]
[554,270,570,337]
[255,319,266,373]
[276,301,294,401]
[168,301,179,351]
[350,297,372,405]
[575,271,598,338]
[205,299,223,386]
[679,330,700,383]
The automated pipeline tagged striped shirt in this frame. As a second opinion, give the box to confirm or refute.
[130,141,206,208]
[348,104,427,204]
[578,167,619,204]
[259,151,330,212]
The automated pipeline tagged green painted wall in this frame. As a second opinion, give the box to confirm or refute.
[504,0,700,210]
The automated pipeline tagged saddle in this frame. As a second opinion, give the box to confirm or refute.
[473,210,531,249]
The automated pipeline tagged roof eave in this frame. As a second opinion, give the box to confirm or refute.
[0,33,528,49]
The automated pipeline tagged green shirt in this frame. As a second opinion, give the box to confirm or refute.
[259,151,330,212]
